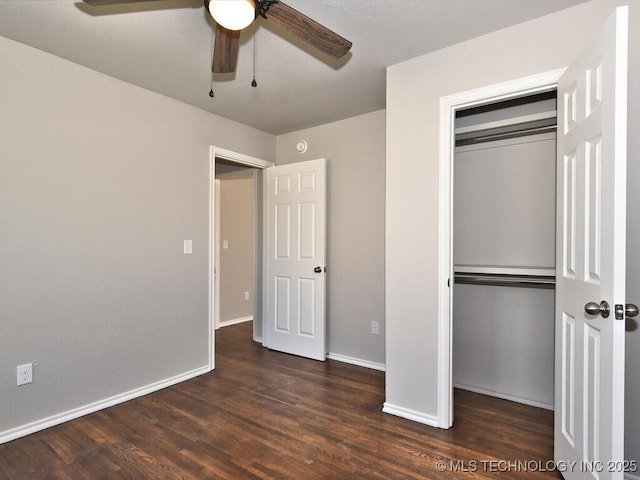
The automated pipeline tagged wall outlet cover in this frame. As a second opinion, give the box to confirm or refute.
[17,363,33,386]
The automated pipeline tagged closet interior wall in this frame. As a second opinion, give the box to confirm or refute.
[452,93,557,410]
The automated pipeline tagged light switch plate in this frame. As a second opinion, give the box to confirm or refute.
[183,240,193,254]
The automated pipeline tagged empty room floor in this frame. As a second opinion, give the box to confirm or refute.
[0,322,561,479]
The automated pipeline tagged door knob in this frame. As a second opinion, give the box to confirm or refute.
[625,304,639,317]
[614,303,638,320]
[314,266,325,273]
[584,300,610,318]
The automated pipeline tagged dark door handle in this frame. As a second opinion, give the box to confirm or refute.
[314,266,325,273]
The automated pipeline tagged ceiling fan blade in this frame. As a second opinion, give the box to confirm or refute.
[212,23,241,74]
[83,0,167,5]
[264,1,352,58]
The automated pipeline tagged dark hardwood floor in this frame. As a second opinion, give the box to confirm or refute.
[0,322,561,479]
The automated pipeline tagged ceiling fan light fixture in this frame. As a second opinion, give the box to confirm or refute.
[208,0,256,31]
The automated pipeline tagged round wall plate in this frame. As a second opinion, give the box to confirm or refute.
[296,140,308,153]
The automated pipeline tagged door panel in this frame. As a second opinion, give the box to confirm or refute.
[555,6,627,480]
[265,159,326,361]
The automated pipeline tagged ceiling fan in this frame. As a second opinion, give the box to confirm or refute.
[82,0,353,75]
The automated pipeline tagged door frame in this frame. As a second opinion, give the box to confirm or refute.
[436,69,565,428]
[208,146,274,370]
[215,178,221,330]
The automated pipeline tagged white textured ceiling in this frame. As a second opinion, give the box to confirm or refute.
[0,0,587,135]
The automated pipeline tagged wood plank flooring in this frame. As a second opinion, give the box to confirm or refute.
[0,322,561,479]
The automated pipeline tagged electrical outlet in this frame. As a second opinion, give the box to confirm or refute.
[371,321,380,335]
[17,363,33,386]
[183,239,193,255]
[244,291,250,301]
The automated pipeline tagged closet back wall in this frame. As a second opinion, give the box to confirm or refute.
[453,100,556,409]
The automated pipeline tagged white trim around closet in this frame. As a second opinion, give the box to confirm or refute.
[437,68,565,429]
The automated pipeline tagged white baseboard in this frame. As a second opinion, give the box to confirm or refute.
[326,352,386,371]
[0,365,210,444]
[253,335,263,344]
[454,381,554,411]
[218,316,253,328]
[382,402,440,427]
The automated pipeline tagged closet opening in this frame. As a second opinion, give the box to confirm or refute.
[452,90,558,412]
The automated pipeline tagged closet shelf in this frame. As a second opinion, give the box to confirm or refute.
[454,110,556,135]
[454,265,555,275]
[455,110,557,147]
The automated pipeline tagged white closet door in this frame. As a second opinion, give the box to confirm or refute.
[554,6,628,479]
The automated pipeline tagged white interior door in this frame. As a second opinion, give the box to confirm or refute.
[555,6,627,480]
[264,159,326,361]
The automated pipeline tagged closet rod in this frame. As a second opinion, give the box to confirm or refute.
[454,272,556,289]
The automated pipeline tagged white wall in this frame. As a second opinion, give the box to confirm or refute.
[385,0,640,464]
[276,111,386,367]
[218,174,254,323]
[0,35,274,440]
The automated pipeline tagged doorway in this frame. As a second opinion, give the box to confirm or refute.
[208,146,274,369]
[437,9,630,475]
[215,160,257,332]
[436,69,565,427]
[452,91,557,412]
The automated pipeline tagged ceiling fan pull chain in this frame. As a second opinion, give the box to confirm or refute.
[251,19,258,88]
[209,20,215,97]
